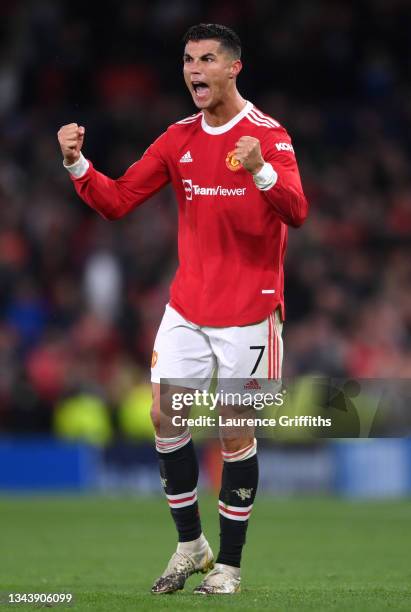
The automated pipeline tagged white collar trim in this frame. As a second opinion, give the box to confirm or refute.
[201,100,253,135]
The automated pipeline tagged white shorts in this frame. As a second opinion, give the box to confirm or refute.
[151,304,283,394]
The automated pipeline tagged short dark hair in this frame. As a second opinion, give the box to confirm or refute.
[183,23,241,59]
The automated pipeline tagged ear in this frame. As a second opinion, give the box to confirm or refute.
[229,59,243,79]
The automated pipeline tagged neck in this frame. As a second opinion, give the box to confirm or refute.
[202,91,247,127]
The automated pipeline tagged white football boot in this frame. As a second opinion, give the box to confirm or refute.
[193,563,241,595]
[151,534,214,594]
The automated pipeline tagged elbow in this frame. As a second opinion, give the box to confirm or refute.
[289,211,307,228]
[268,187,309,228]
[93,199,127,220]
[78,195,125,221]
[100,208,123,221]
[289,197,309,228]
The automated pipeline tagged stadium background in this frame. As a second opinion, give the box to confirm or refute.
[0,1,411,609]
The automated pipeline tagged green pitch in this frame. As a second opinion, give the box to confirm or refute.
[1,495,411,611]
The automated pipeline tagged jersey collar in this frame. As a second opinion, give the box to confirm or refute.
[201,100,253,135]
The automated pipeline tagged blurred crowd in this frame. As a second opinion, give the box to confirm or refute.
[0,0,410,434]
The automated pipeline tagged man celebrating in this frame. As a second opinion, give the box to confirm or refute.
[58,23,308,595]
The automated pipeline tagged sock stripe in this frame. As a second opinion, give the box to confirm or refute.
[221,439,257,462]
[219,502,253,521]
[155,430,191,453]
[166,488,198,508]
[219,502,253,512]
[221,442,254,459]
[166,488,197,501]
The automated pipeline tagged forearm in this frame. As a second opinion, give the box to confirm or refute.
[253,162,308,227]
[64,153,169,220]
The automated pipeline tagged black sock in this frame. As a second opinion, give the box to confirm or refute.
[216,454,258,568]
[157,439,202,542]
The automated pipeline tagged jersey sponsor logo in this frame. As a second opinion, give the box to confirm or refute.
[182,179,246,200]
[182,179,193,200]
[179,150,193,163]
[225,150,242,171]
[275,142,294,153]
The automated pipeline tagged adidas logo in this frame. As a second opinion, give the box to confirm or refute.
[244,379,261,390]
[179,150,193,163]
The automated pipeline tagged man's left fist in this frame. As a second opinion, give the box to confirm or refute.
[234,136,264,175]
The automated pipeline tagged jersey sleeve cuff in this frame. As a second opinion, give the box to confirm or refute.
[253,162,278,191]
[63,152,89,179]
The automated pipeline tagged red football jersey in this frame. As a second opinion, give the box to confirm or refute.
[69,101,308,326]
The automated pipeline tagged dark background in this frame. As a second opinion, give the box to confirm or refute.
[0,0,410,436]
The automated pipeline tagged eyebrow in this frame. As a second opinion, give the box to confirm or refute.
[183,52,217,60]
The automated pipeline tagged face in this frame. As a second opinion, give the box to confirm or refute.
[183,39,242,110]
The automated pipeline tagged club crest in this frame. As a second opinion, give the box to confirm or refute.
[226,150,242,171]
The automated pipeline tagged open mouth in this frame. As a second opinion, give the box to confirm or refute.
[192,81,210,99]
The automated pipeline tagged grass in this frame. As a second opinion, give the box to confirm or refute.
[1,495,411,611]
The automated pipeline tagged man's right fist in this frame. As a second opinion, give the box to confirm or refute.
[57,123,85,165]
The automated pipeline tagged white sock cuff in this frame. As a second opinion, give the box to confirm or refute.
[177,533,207,554]
[221,438,257,462]
[214,563,241,578]
[155,429,191,453]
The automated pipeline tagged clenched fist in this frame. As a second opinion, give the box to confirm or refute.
[57,123,85,165]
[234,136,264,175]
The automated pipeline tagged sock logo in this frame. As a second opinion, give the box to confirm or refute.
[160,477,167,489]
[232,487,253,501]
